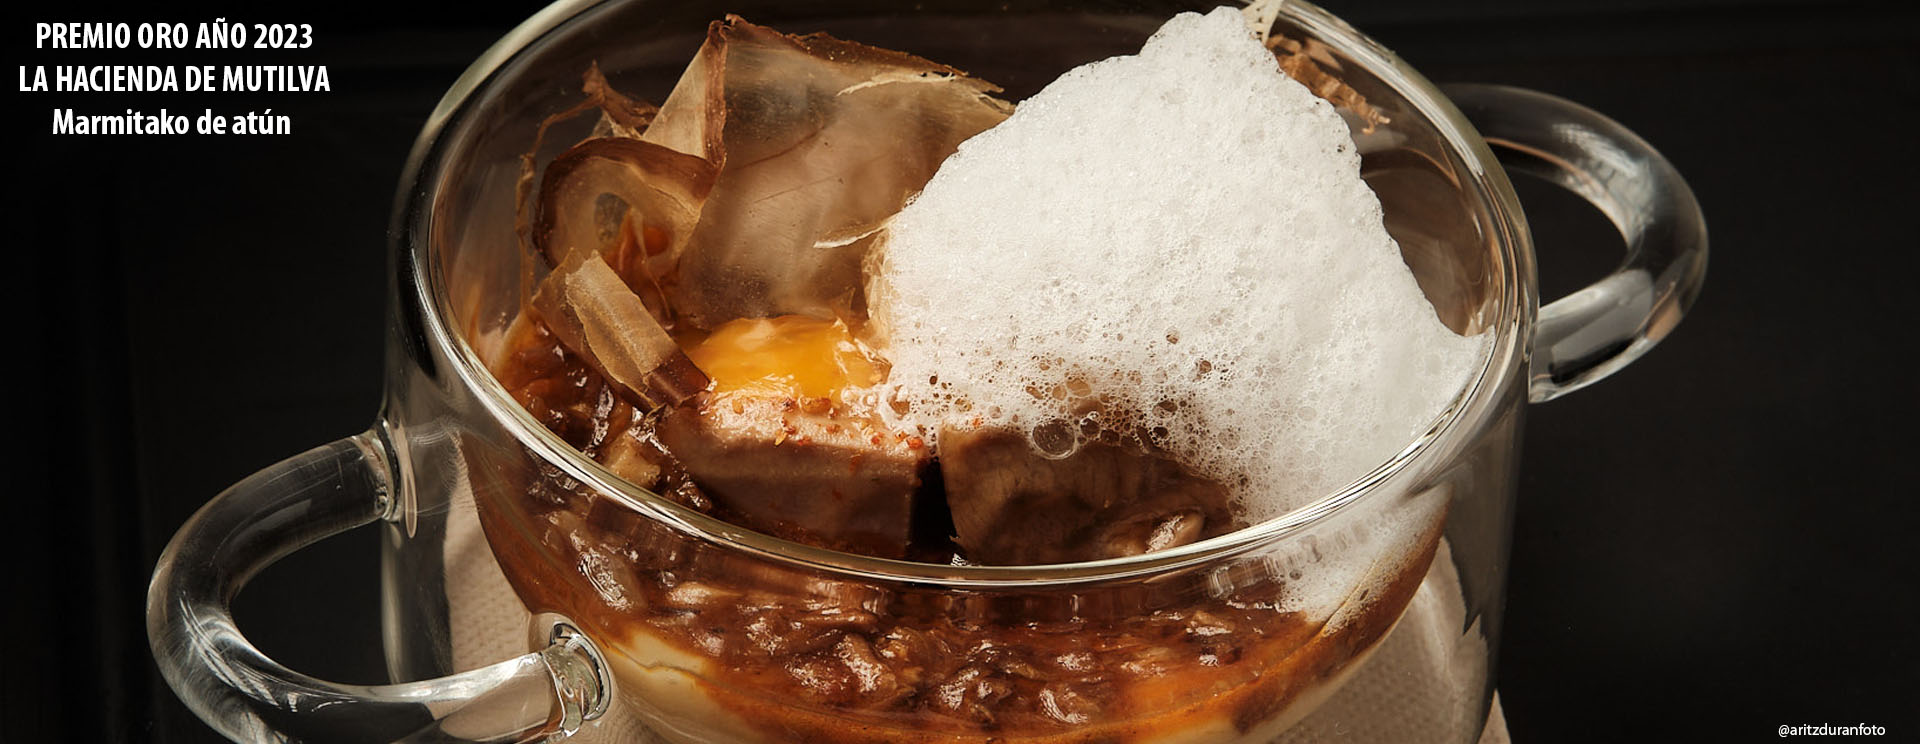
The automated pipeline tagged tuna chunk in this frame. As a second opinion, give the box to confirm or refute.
[657,392,929,558]
[937,427,1239,565]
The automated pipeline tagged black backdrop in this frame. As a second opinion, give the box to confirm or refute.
[6,0,1917,741]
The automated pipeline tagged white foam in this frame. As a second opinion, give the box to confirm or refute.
[866,7,1486,519]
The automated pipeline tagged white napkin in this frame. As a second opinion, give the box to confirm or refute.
[445,501,1509,743]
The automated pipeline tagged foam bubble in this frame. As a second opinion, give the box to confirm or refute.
[866,7,1487,519]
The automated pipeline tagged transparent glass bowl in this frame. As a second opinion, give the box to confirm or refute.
[148,1,1705,742]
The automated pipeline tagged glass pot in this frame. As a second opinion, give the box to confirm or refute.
[148,0,1706,741]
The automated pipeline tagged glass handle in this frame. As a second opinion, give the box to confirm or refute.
[1443,83,1709,402]
[146,428,612,743]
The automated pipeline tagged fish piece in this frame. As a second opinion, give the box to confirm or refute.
[937,426,1237,565]
[655,315,929,558]
[656,395,928,559]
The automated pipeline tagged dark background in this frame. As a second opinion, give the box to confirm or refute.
[6,0,1916,741]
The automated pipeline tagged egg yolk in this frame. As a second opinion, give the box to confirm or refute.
[682,315,881,401]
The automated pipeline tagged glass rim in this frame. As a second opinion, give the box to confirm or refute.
[398,0,1532,587]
